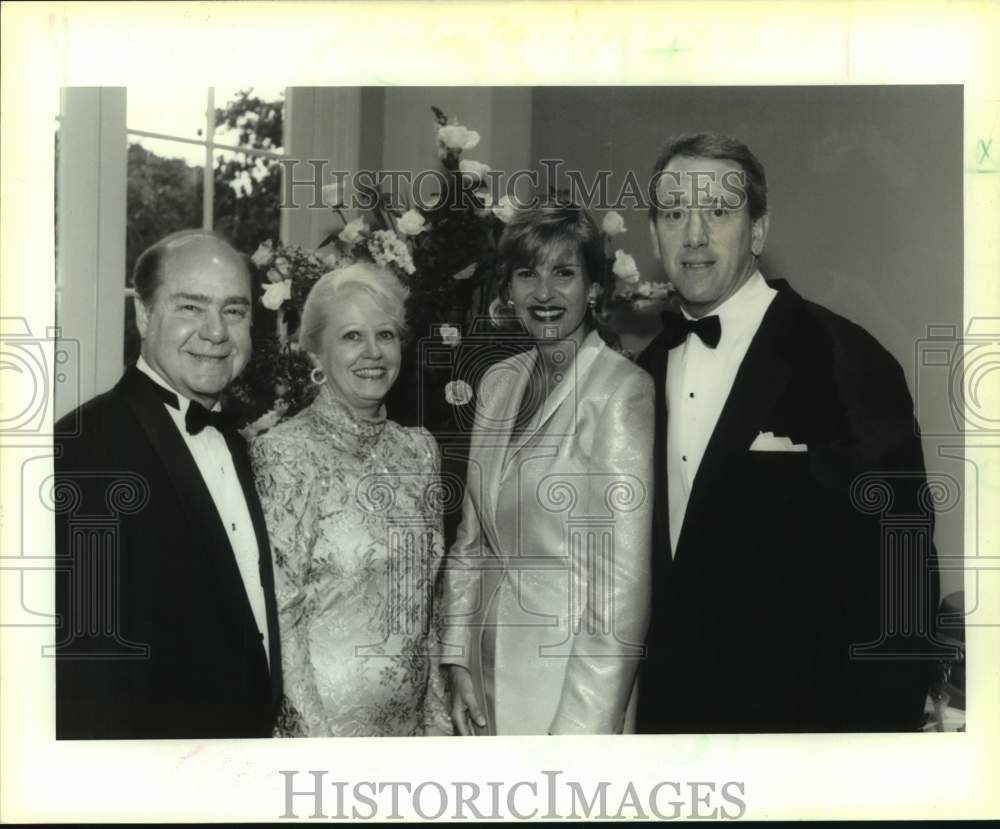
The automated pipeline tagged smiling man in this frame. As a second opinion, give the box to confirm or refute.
[54,230,282,739]
[636,133,940,733]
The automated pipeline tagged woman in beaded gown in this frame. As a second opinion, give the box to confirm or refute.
[441,205,655,735]
[251,262,452,737]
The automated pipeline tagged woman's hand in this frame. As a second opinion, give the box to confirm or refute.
[448,665,486,736]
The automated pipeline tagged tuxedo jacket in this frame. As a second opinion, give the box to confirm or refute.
[636,280,940,733]
[441,332,655,734]
[54,366,282,739]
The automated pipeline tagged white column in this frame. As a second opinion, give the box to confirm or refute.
[282,87,362,249]
[55,87,127,418]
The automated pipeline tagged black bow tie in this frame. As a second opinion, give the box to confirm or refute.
[134,367,235,436]
[660,312,722,349]
[185,401,236,436]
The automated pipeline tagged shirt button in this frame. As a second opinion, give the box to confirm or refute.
[682,455,688,462]
[689,392,695,398]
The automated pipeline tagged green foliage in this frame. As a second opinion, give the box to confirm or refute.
[125,142,202,285]
[216,90,283,151]
[212,90,284,254]
[122,88,285,363]
[228,240,348,433]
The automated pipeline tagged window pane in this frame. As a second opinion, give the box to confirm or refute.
[214,86,285,153]
[213,148,281,255]
[127,87,210,143]
[126,136,204,288]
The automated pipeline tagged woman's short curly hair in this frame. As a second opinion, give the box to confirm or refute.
[298,261,411,354]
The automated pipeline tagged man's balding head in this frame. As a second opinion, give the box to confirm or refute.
[133,229,249,306]
[133,229,254,407]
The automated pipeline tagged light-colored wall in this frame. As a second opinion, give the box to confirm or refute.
[531,85,964,594]
[381,87,532,194]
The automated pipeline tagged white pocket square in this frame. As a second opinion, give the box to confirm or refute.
[748,431,808,452]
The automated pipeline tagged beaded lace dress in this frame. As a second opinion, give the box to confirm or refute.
[250,384,451,736]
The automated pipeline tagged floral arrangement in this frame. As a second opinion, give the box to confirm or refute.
[228,107,673,439]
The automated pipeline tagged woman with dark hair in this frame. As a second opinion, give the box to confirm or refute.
[441,204,655,735]
[251,262,452,737]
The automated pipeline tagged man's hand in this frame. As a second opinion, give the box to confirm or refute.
[448,664,486,736]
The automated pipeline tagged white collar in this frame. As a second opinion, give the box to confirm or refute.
[680,269,769,322]
[135,355,221,413]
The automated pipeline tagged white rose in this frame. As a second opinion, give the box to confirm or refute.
[602,211,627,236]
[445,380,474,406]
[321,182,342,208]
[612,250,640,284]
[339,217,368,245]
[440,324,461,347]
[459,159,491,182]
[438,124,481,151]
[397,209,427,236]
[261,279,292,311]
[491,195,515,224]
[251,241,273,268]
[321,250,342,269]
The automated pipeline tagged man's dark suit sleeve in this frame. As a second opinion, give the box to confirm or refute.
[54,400,153,738]
[636,293,939,733]
[819,312,939,731]
[55,368,279,739]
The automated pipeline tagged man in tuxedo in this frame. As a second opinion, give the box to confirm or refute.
[636,133,940,732]
[54,229,282,739]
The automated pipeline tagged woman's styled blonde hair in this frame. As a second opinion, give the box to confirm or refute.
[298,261,411,353]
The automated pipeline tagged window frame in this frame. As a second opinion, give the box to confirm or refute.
[54,86,362,420]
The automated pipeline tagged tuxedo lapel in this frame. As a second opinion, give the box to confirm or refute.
[225,428,283,701]
[674,282,800,560]
[638,329,674,564]
[118,367,270,668]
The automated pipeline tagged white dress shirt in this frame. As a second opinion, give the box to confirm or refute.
[136,356,270,666]
[665,271,777,554]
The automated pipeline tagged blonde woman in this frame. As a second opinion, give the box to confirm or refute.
[252,262,451,737]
